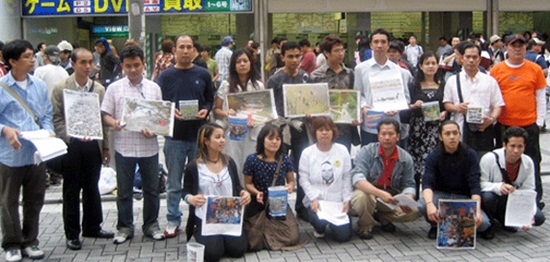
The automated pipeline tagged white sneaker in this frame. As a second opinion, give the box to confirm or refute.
[313,230,325,239]
[164,224,180,238]
[22,246,44,259]
[113,232,129,244]
[5,249,22,262]
[152,230,166,240]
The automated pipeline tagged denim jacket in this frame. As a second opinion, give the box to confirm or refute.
[351,142,416,196]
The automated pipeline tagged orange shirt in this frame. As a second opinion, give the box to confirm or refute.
[490,60,547,127]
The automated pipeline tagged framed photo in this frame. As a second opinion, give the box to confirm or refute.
[228,116,248,141]
[466,107,483,124]
[201,196,245,236]
[63,89,103,140]
[422,101,440,122]
[283,83,330,118]
[121,97,175,137]
[225,89,277,124]
[437,199,477,249]
[329,90,360,124]
[178,99,198,120]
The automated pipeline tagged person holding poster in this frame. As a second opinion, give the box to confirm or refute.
[299,117,353,242]
[480,127,545,233]
[354,28,412,148]
[418,120,493,240]
[182,123,251,262]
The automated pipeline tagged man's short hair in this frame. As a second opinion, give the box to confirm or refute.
[120,45,144,63]
[277,37,288,45]
[377,118,400,134]
[320,35,344,54]
[439,36,447,42]
[389,40,404,54]
[298,39,310,48]
[438,120,460,135]
[460,41,481,56]
[201,45,211,53]
[173,34,195,46]
[370,28,391,43]
[503,126,528,144]
[2,40,34,69]
[70,48,91,63]
[281,41,300,56]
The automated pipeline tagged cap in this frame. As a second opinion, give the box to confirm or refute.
[506,34,527,46]
[44,45,61,64]
[489,34,501,45]
[532,38,546,45]
[221,36,234,46]
[57,40,73,52]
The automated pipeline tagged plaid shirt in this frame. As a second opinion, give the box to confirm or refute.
[101,77,162,158]
[214,46,232,82]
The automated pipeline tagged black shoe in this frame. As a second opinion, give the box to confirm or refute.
[381,222,396,233]
[296,208,309,222]
[66,239,82,250]
[503,226,518,233]
[538,201,545,210]
[357,231,373,240]
[427,227,437,239]
[82,230,115,239]
[481,226,495,240]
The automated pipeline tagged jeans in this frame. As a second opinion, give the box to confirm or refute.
[481,192,545,227]
[115,152,160,235]
[418,191,491,232]
[307,209,352,242]
[164,137,197,226]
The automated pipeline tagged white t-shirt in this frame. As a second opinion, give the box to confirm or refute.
[33,64,69,98]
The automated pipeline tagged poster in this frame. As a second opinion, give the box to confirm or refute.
[369,69,408,112]
[228,116,248,141]
[63,89,103,140]
[267,186,287,218]
[329,90,360,124]
[283,83,330,118]
[422,101,440,122]
[201,196,244,236]
[225,89,277,124]
[437,199,477,249]
[179,99,198,120]
[364,110,384,129]
[121,97,175,137]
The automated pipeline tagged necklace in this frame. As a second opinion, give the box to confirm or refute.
[206,158,220,164]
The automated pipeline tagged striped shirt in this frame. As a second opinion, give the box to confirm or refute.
[0,72,54,167]
[101,77,161,158]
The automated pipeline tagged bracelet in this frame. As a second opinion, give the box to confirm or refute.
[425,201,433,206]
[184,194,192,205]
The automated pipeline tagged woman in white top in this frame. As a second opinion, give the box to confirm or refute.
[213,48,264,184]
[182,123,251,261]
[299,116,353,242]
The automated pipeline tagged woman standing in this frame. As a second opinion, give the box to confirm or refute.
[151,38,174,81]
[299,117,352,242]
[213,49,264,184]
[407,51,446,194]
[182,123,251,262]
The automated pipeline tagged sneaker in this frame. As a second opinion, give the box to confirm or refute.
[113,232,130,244]
[22,246,44,260]
[427,226,437,239]
[151,230,166,240]
[5,249,22,262]
[312,230,325,239]
[164,225,180,238]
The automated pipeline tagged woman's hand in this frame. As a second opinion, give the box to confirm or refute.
[189,194,206,208]
[240,190,251,206]
[412,100,423,109]
[256,191,264,205]
[310,199,320,213]
[342,202,350,214]
[285,182,294,193]
[227,108,237,117]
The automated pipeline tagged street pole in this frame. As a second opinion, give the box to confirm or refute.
[128,0,145,48]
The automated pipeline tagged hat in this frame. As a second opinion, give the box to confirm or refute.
[57,40,73,52]
[221,36,234,46]
[506,34,527,46]
[44,45,61,64]
[489,34,501,45]
[532,37,546,45]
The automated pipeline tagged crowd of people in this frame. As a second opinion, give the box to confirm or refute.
[0,26,549,262]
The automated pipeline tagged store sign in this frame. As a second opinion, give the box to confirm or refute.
[22,0,252,17]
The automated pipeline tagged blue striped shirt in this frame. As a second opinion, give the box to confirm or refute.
[0,72,54,167]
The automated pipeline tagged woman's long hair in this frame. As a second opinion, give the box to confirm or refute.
[255,124,285,159]
[227,48,258,94]
[413,51,443,87]
[196,123,229,165]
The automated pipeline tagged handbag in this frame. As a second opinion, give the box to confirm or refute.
[244,156,307,251]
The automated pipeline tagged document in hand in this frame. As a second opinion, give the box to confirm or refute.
[376,193,421,211]
[505,189,537,228]
[317,200,349,226]
[20,130,67,164]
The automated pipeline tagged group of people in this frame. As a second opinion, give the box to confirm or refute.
[0,25,548,262]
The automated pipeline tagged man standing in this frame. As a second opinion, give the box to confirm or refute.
[0,39,52,261]
[488,35,505,65]
[214,36,233,87]
[94,38,119,87]
[490,34,547,209]
[443,42,504,156]
[310,35,359,151]
[405,35,423,67]
[57,40,74,75]
[350,119,420,240]
[200,45,219,87]
[299,39,316,74]
[51,48,114,250]
[34,42,46,69]
[101,45,166,244]
[525,38,548,77]
[33,45,69,98]
[436,37,452,58]
[354,28,411,147]
[155,35,213,238]
[418,120,493,240]
[480,127,545,233]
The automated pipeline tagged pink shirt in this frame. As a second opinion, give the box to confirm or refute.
[101,77,162,158]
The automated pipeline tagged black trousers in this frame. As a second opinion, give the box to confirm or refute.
[62,139,103,239]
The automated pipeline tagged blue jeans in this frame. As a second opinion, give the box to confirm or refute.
[164,137,197,226]
[418,191,491,232]
[115,152,160,235]
[307,209,352,242]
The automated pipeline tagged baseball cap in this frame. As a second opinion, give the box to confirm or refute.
[222,36,234,46]
[57,40,73,52]
[489,34,501,45]
[44,45,61,64]
[506,34,527,46]
[532,38,546,45]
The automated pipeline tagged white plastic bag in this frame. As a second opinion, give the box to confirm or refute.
[98,166,117,195]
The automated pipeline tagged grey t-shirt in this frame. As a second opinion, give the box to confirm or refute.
[266,69,310,117]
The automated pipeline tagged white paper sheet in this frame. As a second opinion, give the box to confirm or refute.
[201,196,244,236]
[20,130,68,164]
[505,190,537,228]
[369,69,409,112]
[377,193,420,211]
[317,200,350,226]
